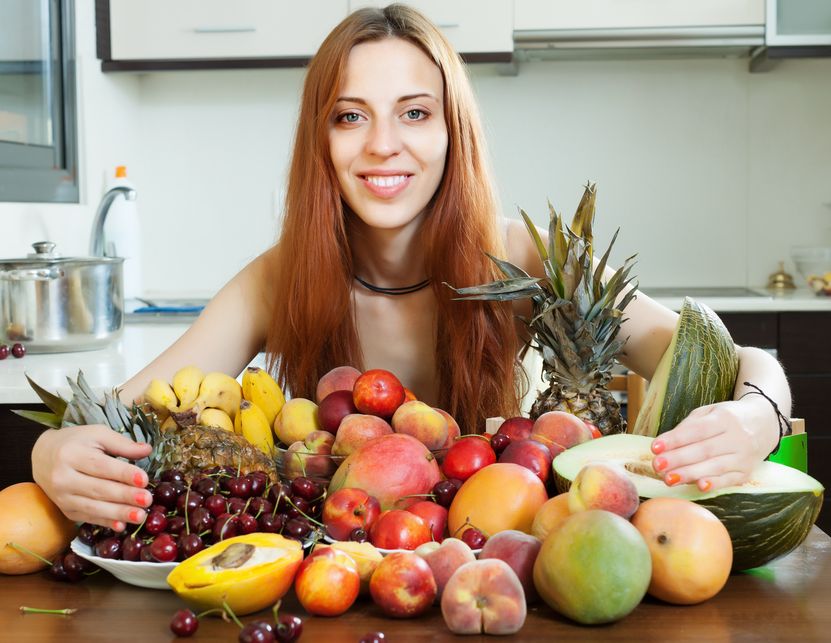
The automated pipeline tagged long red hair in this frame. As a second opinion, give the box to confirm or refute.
[265,4,524,433]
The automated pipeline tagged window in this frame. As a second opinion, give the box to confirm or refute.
[0,0,78,203]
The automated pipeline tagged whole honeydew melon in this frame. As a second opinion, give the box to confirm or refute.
[553,434,824,571]
[632,297,739,437]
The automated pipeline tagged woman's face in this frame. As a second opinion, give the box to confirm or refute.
[329,37,448,232]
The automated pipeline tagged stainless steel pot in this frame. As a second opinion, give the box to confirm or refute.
[0,241,124,353]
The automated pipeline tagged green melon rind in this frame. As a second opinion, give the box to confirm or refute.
[632,297,739,437]
[552,434,824,571]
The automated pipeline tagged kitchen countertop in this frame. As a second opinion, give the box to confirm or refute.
[2,288,830,405]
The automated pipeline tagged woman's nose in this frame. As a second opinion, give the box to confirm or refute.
[365,119,403,157]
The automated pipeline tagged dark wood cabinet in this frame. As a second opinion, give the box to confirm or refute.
[0,405,45,491]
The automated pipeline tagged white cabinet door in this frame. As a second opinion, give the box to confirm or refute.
[514,0,764,31]
[109,0,349,60]
[349,1,513,55]
[767,0,831,45]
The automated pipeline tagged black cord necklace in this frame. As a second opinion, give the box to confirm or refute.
[354,274,431,295]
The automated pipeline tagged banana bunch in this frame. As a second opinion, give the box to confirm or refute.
[236,367,286,456]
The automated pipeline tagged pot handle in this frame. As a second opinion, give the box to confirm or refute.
[0,267,65,281]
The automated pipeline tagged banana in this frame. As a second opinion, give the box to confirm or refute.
[188,372,242,420]
[172,366,204,408]
[160,415,178,432]
[233,407,243,435]
[199,407,234,432]
[142,378,179,419]
[241,366,286,427]
[239,399,275,456]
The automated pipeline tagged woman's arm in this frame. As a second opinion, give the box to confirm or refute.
[31,248,277,530]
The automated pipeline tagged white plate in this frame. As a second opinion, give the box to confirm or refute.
[70,538,178,590]
[322,534,481,557]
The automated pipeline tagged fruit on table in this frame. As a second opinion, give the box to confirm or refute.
[496,416,534,442]
[632,497,732,604]
[534,509,652,625]
[352,369,406,418]
[441,435,496,481]
[530,411,594,457]
[311,540,383,595]
[448,462,547,538]
[167,533,303,616]
[568,462,640,519]
[144,378,180,419]
[632,297,739,437]
[553,434,824,570]
[273,398,322,446]
[369,510,432,550]
[172,365,204,409]
[530,493,572,541]
[478,529,542,602]
[434,408,461,448]
[405,500,448,543]
[331,414,393,457]
[318,389,358,433]
[316,365,362,403]
[238,399,275,456]
[241,365,286,427]
[199,407,234,433]
[441,559,527,635]
[431,478,462,508]
[497,438,553,484]
[328,433,442,510]
[16,371,279,484]
[281,429,336,480]
[322,488,382,541]
[391,400,449,450]
[0,482,77,575]
[414,538,476,600]
[448,183,634,435]
[294,546,361,616]
[173,371,243,423]
[369,551,437,618]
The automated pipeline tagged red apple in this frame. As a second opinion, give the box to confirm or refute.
[369,509,432,551]
[441,436,496,482]
[405,500,448,543]
[369,551,437,618]
[318,389,358,433]
[322,488,382,541]
[294,546,360,616]
[497,438,553,485]
[496,416,534,442]
[352,369,406,418]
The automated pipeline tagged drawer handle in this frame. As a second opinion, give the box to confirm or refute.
[192,27,257,34]
[436,23,460,29]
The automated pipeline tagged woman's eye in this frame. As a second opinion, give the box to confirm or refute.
[339,112,361,123]
[405,109,426,120]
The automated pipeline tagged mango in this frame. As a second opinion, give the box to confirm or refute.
[166,533,303,615]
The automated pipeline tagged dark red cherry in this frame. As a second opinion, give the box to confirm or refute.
[178,533,205,560]
[144,511,168,535]
[170,608,199,637]
[258,513,285,534]
[150,534,178,562]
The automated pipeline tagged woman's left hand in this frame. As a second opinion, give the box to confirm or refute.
[650,398,777,492]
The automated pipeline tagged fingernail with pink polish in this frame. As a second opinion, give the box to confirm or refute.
[653,456,668,471]
[128,509,141,523]
[133,471,146,487]
[665,472,681,486]
[651,440,665,454]
[112,520,125,532]
[135,492,150,507]
[699,479,712,492]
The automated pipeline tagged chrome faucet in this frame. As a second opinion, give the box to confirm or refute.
[88,185,137,257]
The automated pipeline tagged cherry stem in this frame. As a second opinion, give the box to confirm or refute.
[196,607,228,619]
[271,599,282,623]
[131,511,148,538]
[284,496,325,528]
[222,601,244,629]
[184,489,191,535]
[20,607,77,616]
[7,542,54,567]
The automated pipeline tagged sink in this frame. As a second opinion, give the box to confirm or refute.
[640,287,771,298]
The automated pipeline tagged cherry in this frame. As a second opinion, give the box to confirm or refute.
[461,527,487,549]
[150,534,178,562]
[170,608,199,637]
[258,513,285,534]
[176,491,204,516]
[178,533,205,560]
[94,536,122,559]
[228,496,248,515]
[121,535,143,561]
[290,477,322,501]
[359,633,386,643]
[205,494,228,518]
[283,518,311,540]
[194,477,220,497]
[489,432,511,455]
[77,523,97,546]
[153,481,179,509]
[11,342,25,358]
[238,513,259,535]
[349,527,368,543]
[140,544,155,562]
[268,482,292,510]
[248,497,274,517]
[431,479,459,508]
[189,507,215,534]
[160,469,186,483]
[227,476,253,499]
[61,552,86,582]
[167,516,187,535]
[285,497,311,520]
[0,345,8,360]
[144,511,169,535]
[275,614,303,643]
[48,556,69,582]
[247,471,269,497]
[239,621,276,643]
[213,513,240,541]
[172,480,189,496]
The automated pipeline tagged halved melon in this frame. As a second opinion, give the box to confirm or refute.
[553,434,823,571]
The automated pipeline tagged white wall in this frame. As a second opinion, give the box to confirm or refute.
[1,2,829,297]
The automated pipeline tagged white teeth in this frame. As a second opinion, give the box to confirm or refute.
[365,175,407,187]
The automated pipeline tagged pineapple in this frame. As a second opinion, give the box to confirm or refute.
[447,183,637,434]
[15,371,278,483]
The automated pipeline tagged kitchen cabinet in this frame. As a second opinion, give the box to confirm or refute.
[721,311,831,534]
[349,1,513,61]
[96,0,349,71]
[766,0,831,46]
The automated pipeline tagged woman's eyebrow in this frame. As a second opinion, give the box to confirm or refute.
[334,92,439,104]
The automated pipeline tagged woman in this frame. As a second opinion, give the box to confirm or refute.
[31,4,789,531]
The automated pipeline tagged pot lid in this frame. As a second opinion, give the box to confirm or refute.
[0,241,123,267]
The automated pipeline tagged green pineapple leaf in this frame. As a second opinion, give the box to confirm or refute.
[11,409,63,429]
[24,373,67,417]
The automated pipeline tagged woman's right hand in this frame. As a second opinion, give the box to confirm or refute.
[31,426,154,531]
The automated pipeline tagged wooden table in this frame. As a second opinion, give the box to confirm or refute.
[3,527,830,642]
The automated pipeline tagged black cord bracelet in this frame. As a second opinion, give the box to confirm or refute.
[739,381,792,459]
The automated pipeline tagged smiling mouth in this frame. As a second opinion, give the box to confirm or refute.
[361,174,411,187]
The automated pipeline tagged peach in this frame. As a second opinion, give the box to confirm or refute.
[414,538,476,600]
[329,433,443,511]
[294,546,360,616]
[441,559,527,635]
[331,413,393,457]
[318,390,357,433]
[497,438,553,485]
[568,463,640,519]
[435,408,461,449]
[530,493,572,541]
[282,429,336,480]
[322,488,381,541]
[405,500,448,543]
[497,416,534,442]
[353,369,406,418]
[369,510,432,551]
[530,410,592,452]
[273,397,321,445]
[316,365,361,403]
[403,388,418,402]
[478,529,542,602]
[392,401,449,450]
[370,551,437,618]
[312,540,383,595]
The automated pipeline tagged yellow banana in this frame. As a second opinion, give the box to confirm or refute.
[160,415,178,432]
[142,378,179,419]
[233,407,243,435]
[241,366,286,427]
[199,407,234,432]
[172,365,204,408]
[239,399,275,456]
[189,372,242,420]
